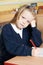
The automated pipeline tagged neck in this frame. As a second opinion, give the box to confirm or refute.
[11,23,22,30]
[16,24,22,30]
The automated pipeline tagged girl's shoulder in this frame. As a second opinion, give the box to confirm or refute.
[2,23,11,30]
[3,23,10,28]
[2,23,12,33]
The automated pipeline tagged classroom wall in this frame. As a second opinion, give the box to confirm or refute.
[0,0,34,11]
[0,0,43,11]
[37,2,43,6]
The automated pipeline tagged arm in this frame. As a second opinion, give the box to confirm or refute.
[1,25,32,56]
[30,20,42,47]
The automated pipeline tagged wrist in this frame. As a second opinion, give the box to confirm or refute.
[32,47,36,56]
[31,20,36,27]
[32,48,34,56]
[31,23,36,27]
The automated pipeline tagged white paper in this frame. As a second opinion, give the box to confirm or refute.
[32,47,43,57]
[35,48,43,57]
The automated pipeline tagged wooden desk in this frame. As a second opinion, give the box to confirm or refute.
[4,56,43,65]
[4,43,43,65]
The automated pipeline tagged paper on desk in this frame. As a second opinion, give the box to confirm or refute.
[35,48,43,57]
[32,47,43,57]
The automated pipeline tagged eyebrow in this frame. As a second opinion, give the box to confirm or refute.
[22,16,26,19]
[22,16,30,23]
[21,15,35,23]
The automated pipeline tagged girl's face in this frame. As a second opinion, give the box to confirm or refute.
[16,9,34,29]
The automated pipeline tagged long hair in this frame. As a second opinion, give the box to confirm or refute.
[10,4,37,24]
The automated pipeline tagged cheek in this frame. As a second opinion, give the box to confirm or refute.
[18,18,22,23]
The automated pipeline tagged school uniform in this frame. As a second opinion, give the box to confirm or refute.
[0,23,42,61]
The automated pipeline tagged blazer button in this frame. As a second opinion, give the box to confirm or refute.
[22,44,24,46]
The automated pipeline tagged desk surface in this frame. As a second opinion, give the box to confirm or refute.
[4,43,43,65]
[4,56,43,65]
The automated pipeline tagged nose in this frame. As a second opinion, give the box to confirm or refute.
[23,20,29,25]
[22,20,25,24]
[23,19,27,24]
[23,21,25,24]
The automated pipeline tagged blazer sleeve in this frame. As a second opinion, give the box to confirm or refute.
[1,26,32,56]
[31,27,42,47]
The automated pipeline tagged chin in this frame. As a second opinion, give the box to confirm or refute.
[19,26,23,29]
[18,27,22,29]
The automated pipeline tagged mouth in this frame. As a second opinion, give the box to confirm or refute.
[20,23,24,27]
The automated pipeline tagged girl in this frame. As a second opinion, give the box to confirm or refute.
[1,5,42,62]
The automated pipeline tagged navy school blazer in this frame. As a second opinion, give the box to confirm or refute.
[1,23,42,61]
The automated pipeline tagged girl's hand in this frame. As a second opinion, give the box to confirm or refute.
[30,19,36,27]
[32,47,40,56]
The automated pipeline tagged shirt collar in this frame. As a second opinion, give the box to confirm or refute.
[11,23,23,38]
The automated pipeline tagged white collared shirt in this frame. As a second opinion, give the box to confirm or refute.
[11,23,23,38]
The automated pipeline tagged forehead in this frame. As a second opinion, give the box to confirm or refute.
[21,9,34,20]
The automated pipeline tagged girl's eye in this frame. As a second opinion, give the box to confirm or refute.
[22,16,25,19]
[22,16,30,23]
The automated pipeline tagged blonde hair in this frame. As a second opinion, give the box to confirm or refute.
[11,4,37,23]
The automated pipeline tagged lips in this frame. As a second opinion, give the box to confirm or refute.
[20,23,24,27]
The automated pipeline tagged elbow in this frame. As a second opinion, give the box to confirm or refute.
[36,41,42,47]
